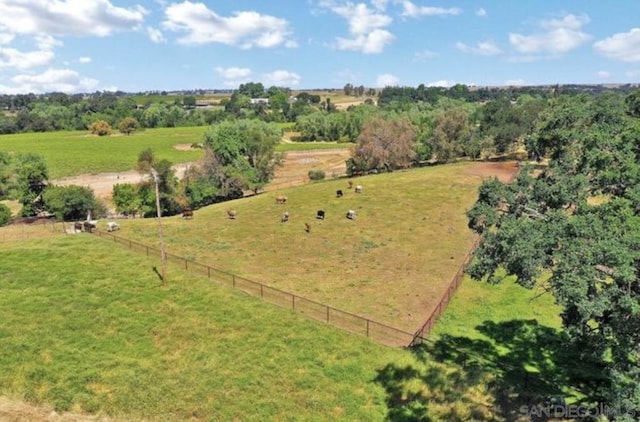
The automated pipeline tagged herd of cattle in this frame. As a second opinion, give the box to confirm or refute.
[222,182,363,233]
[69,181,364,235]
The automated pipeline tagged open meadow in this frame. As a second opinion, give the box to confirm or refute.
[109,161,517,333]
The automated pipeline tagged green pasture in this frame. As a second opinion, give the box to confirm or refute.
[103,162,490,332]
[0,127,206,179]
[0,126,345,179]
[0,233,503,421]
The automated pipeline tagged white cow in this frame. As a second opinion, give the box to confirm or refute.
[107,221,120,232]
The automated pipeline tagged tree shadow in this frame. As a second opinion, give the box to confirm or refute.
[375,319,609,421]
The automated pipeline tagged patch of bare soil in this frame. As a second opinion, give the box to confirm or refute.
[51,149,352,210]
[0,397,115,422]
[464,160,519,183]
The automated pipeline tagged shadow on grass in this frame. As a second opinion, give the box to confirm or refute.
[375,319,609,421]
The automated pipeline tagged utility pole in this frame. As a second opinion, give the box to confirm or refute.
[151,169,167,284]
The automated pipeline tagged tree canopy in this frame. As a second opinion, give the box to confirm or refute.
[466,92,640,414]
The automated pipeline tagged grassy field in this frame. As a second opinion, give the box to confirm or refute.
[0,232,504,421]
[0,127,206,179]
[0,126,347,179]
[102,162,509,332]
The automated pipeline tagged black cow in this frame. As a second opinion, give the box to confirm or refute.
[336,189,343,198]
[316,210,325,220]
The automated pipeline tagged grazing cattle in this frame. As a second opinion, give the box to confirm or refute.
[107,221,120,232]
[304,222,311,233]
[182,210,194,219]
[281,211,289,223]
[316,210,325,220]
[355,185,363,193]
[336,189,343,198]
[227,209,237,219]
[83,221,96,233]
[275,195,287,204]
[73,222,83,233]
[346,210,356,220]
[348,180,353,189]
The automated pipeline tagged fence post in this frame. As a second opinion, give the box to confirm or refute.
[326,306,330,323]
[260,284,264,298]
[366,319,370,337]
[146,246,149,256]
[292,295,295,311]
[184,259,188,270]
[233,275,236,288]
[207,266,211,278]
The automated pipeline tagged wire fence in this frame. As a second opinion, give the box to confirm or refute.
[91,229,416,347]
[410,236,481,345]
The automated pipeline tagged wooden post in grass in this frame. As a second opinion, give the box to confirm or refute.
[151,169,167,285]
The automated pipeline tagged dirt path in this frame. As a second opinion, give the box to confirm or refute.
[52,149,352,211]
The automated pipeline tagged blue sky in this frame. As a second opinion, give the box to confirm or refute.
[0,0,639,94]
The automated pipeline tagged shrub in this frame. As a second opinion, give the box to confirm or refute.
[0,203,11,226]
[90,120,112,136]
[308,170,325,181]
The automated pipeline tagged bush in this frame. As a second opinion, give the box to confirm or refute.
[308,170,326,181]
[90,120,112,136]
[0,203,11,226]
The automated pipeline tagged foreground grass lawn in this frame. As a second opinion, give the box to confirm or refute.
[0,235,414,421]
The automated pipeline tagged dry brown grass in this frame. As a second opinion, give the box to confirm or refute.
[120,161,516,332]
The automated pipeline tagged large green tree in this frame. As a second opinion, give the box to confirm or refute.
[14,153,49,216]
[466,92,640,416]
[202,119,283,195]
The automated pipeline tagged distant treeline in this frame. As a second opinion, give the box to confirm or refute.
[1,83,637,136]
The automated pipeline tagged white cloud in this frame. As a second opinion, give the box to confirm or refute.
[476,8,487,17]
[162,2,296,48]
[413,50,437,61]
[626,70,640,78]
[0,33,15,44]
[509,14,591,56]
[215,66,252,87]
[147,27,166,43]
[376,73,400,87]
[0,47,54,70]
[0,0,147,37]
[596,70,611,79]
[215,66,252,79]
[456,41,501,56]
[9,68,100,94]
[319,1,395,53]
[79,57,92,64]
[371,0,388,11]
[262,70,301,87]
[594,28,640,62]
[336,29,395,54]
[397,1,461,18]
[426,79,454,87]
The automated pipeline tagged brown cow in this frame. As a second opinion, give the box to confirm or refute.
[227,209,237,219]
[275,195,287,204]
[182,210,194,219]
[304,222,311,233]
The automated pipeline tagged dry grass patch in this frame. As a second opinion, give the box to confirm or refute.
[120,162,516,332]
